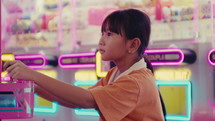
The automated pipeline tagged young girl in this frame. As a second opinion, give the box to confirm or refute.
[4,9,165,121]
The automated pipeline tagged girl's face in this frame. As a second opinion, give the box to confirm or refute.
[98,30,128,62]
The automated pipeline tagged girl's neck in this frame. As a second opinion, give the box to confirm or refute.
[114,55,142,74]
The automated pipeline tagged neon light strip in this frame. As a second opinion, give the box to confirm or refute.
[74,81,98,116]
[0,109,24,112]
[156,80,192,121]
[74,80,98,86]
[15,54,48,69]
[96,51,107,77]
[145,49,184,66]
[2,54,15,61]
[59,52,96,69]
[207,49,215,66]
[74,109,99,116]
[34,94,58,113]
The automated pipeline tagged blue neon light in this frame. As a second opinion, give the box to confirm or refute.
[74,80,99,116]
[34,94,58,113]
[74,109,99,116]
[156,80,192,121]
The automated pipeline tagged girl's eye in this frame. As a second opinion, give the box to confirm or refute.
[107,32,112,36]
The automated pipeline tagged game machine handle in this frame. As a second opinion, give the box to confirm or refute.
[0,55,34,120]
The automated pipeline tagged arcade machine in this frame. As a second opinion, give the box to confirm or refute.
[147,41,215,121]
[147,0,215,121]
[146,41,195,121]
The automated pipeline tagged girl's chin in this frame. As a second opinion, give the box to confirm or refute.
[101,57,110,61]
[101,58,108,61]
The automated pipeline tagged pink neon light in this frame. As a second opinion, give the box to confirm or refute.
[59,52,96,69]
[145,48,184,66]
[15,54,48,69]
[207,49,215,66]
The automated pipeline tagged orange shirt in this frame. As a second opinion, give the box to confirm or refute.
[89,67,164,121]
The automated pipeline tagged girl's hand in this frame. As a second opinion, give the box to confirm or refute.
[3,60,35,81]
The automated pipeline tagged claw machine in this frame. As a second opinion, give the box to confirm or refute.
[148,0,215,121]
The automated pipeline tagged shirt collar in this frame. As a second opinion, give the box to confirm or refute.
[108,58,147,83]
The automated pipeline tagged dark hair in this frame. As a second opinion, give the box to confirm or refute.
[101,9,151,56]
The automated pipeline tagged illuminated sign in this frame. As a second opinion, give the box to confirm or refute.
[96,52,109,78]
[59,52,96,69]
[75,70,98,81]
[154,68,191,81]
[156,81,192,121]
[145,49,184,66]
[15,54,48,69]
[145,48,196,66]
[2,54,15,61]
[208,49,215,66]
[74,81,99,116]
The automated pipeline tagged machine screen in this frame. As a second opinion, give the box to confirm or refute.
[0,92,17,108]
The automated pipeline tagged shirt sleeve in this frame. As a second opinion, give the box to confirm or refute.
[89,76,140,121]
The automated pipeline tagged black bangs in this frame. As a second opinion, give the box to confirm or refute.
[101,10,128,35]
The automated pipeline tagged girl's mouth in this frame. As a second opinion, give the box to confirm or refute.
[99,49,105,54]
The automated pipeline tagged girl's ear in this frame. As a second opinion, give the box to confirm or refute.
[127,38,141,54]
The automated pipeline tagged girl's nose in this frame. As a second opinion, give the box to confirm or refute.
[99,38,105,46]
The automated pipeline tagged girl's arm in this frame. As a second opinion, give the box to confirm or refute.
[4,61,97,109]
[35,85,79,108]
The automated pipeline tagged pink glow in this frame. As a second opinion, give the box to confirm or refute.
[193,0,199,43]
[208,100,215,108]
[211,0,214,45]
[207,49,215,66]
[57,0,63,50]
[70,0,77,50]
[15,54,48,69]
[59,52,96,69]
[59,64,95,69]
[88,8,118,26]
[145,48,184,66]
